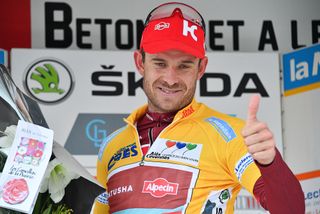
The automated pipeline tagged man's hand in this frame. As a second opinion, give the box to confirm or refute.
[241,95,276,165]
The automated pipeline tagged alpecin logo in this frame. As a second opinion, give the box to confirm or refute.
[142,178,179,198]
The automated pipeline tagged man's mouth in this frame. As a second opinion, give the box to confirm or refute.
[158,87,181,94]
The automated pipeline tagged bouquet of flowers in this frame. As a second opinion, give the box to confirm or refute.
[0,64,103,214]
[0,126,78,213]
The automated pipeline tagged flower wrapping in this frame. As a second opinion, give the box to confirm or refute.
[0,65,104,214]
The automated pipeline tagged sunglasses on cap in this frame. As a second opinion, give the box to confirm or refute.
[144,2,206,34]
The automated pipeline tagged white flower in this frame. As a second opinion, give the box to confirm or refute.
[40,158,80,203]
[0,125,17,148]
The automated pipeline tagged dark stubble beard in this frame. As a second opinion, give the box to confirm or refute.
[143,77,197,113]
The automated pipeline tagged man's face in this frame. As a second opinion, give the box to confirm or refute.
[134,50,207,113]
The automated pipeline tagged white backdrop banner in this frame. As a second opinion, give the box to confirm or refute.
[282,43,320,174]
[30,0,320,53]
[10,49,282,175]
[298,171,320,214]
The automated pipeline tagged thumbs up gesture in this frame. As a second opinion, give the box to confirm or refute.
[241,95,276,165]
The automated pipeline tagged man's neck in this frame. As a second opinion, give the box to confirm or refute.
[136,110,177,155]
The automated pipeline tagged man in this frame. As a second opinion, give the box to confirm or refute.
[93,2,304,213]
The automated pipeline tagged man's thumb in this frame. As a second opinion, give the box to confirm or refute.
[246,94,260,124]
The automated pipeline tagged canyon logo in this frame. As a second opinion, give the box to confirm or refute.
[142,178,179,198]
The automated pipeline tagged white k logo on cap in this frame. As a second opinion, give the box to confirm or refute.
[182,20,198,41]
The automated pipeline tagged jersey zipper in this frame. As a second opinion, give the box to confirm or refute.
[139,155,145,166]
[125,114,184,167]
[137,116,183,167]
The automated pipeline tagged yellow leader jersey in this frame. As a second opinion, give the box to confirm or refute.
[94,99,261,214]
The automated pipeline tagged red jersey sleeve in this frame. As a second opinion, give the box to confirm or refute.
[253,148,305,213]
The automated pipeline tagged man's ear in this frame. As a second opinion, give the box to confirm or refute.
[134,50,145,76]
[197,56,208,80]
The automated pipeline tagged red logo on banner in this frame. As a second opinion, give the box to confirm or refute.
[142,178,179,198]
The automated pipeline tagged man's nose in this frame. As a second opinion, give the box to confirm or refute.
[163,67,179,86]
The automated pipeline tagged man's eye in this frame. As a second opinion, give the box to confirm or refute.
[179,64,190,69]
[155,63,166,67]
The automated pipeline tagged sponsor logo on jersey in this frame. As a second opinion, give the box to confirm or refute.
[108,143,138,170]
[146,139,202,167]
[206,117,236,142]
[106,164,197,211]
[219,189,230,204]
[235,153,254,181]
[97,192,109,204]
[181,105,195,118]
[142,178,179,198]
[108,185,133,197]
[98,126,126,160]
[201,188,231,214]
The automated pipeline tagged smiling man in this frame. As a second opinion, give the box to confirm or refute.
[93,2,304,214]
[136,50,206,113]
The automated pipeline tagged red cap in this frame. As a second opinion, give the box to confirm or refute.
[140,11,205,58]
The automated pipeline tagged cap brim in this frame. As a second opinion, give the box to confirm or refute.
[142,40,204,59]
